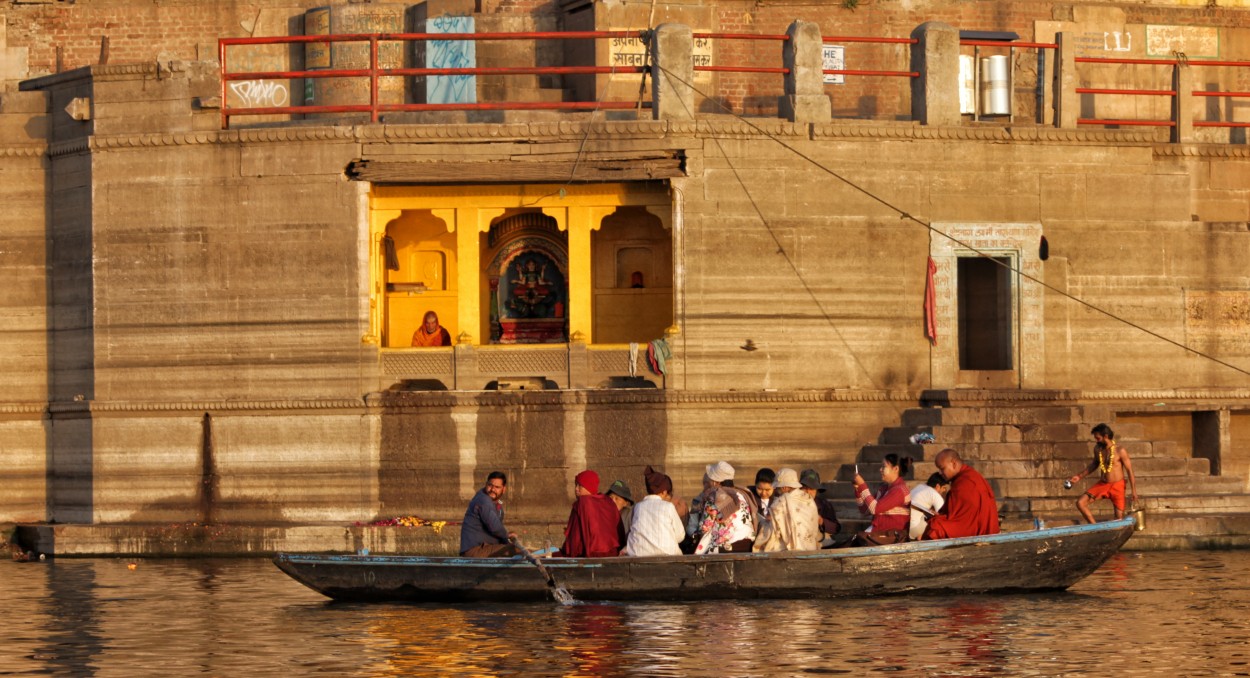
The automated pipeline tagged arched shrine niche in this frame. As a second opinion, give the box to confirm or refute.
[384,210,456,348]
[592,206,673,344]
[484,211,569,344]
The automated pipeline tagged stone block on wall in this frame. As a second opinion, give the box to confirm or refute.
[0,417,47,522]
[1209,161,1250,192]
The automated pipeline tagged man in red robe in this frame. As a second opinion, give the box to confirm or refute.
[923,449,1000,540]
[557,470,625,557]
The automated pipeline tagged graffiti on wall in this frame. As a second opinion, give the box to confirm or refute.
[229,80,290,107]
[426,15,477,104]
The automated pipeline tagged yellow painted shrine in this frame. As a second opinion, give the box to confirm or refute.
[370,182,674,348]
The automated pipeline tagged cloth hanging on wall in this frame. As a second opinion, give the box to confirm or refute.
[924,256,938,346]
[647,339,671,375]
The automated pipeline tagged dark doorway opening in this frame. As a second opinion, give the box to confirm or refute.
[958,256,1013,371]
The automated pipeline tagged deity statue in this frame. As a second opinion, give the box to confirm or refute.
[508,258,556,318]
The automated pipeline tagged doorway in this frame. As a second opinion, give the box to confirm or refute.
[957,255,1014,371]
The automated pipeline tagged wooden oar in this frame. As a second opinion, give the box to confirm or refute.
[510,537,575,603]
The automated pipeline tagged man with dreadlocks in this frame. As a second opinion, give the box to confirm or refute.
[1067,423,1139,523]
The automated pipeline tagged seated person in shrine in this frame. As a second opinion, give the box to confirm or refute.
[411,311,452,347]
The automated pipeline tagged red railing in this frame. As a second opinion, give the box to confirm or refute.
[219,31,650,128]
[676,33,920,79]
[1075,56,1250,129]
[692,33,790,76]
[825,35,919,79]
[218,29,1250,132]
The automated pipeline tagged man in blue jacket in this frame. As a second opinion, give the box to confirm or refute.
[460,471,518,557]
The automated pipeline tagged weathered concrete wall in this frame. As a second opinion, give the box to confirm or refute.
[669,123,1250,392]
[6,0,1250,527]
[11,107,1250,524]
[0,87,48,523]
[373,390,903,525]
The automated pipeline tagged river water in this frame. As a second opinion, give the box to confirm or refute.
[2,551,1247,676]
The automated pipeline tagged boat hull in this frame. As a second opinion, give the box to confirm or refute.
[273,518,1135,602]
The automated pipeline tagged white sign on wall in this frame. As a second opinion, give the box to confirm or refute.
[822,44,845,85]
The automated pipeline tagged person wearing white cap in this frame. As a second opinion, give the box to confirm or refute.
[686,460,759,554]
[753,468,821,552]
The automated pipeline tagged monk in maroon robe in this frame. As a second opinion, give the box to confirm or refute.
[923,449,1000,540]
[558,470,625,557]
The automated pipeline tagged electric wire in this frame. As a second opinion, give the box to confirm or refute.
[653,61,1250,380]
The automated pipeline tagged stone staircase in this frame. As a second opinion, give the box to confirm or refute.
[819,389,1250,549]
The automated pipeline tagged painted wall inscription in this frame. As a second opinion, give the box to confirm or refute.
[1186,290,1250,355]
[1146,24,1219,58]
[609,29,712,81]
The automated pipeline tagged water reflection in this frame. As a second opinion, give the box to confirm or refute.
[2,552,1249,676]
[36,561,103,676]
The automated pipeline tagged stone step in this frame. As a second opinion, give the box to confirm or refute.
[829,454,1214,497]
[878,424,1024,445]
[860,439,1185,464]
[994,475,1246,499]
[1114,513,1250,549]
[1013,421,1146,442]
[1053,439,1183,461]
[858,443,942,463]
[1023,493,1250,514]
[475,84,566,103]
[919,388,1083,407]
[972,456,1208,480]
[1002,513,1250,550]
[900,405,1096,428]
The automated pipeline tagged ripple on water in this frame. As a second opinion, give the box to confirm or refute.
[1,551,1249,676]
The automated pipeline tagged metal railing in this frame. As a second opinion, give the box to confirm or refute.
[1075,56,1250,129]
[218,31,650,129]
[217,27,1250,134]
[828,35,919,80]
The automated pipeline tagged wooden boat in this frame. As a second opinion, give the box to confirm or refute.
[273,517,1136,602]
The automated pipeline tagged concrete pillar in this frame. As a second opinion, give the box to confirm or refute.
[1053,32,1078,129]
[557,206,614,343]
[651,23,695,121]
[1172,64,1193,143]
[779,20,831,123]
[369,209,403,345]
[568,334,589,388]
[453,342,477,390]
[456,207,504,346]
[909,22,960,126]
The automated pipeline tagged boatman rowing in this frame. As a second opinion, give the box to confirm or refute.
[460,471,519,558]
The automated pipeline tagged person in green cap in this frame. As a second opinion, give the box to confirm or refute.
[606,479,635,542]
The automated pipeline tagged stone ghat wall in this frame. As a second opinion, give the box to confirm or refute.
[6,391,912,525]
[3,59,1250,523]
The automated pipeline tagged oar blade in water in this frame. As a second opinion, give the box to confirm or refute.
[511,537,578,605]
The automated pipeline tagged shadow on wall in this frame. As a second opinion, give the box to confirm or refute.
[375,391,669,524]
